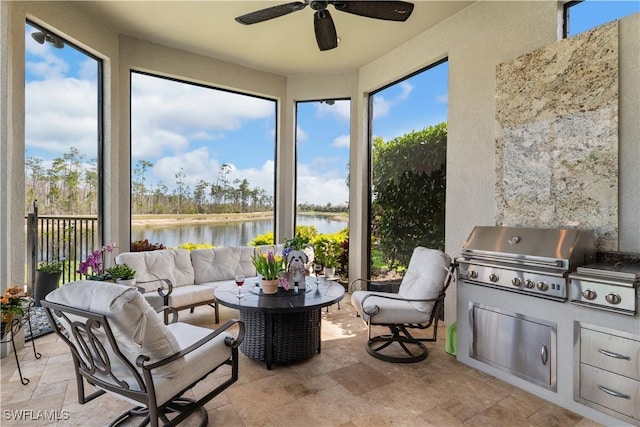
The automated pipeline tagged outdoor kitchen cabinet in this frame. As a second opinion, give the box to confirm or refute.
[575,323,640,425]
[471,304,556,391]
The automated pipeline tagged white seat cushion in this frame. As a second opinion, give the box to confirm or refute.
[45,281,185,384]
[351,291,431,324]
[153,322,233,405]
[351,247,450,324]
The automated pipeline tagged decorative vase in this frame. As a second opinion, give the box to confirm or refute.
[34,270,62,307]
[323,267,336,279]
[261,278,279,294]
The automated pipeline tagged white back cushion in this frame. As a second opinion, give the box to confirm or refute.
[116,249,195,292]
[46,281,184,384]
[191,246,257,284]
[398,247,451,314]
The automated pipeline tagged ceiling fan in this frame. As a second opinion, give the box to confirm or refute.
[235,1,414,51]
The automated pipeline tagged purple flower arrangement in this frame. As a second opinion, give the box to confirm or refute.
[77,242,117,280]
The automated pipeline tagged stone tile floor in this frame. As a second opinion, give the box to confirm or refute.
[1,296,601,426]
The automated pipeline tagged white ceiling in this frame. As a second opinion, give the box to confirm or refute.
[72,1,473,76]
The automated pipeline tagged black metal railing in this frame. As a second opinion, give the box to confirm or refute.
[25,202,99,287]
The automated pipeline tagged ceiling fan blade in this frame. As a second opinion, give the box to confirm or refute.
[314,10,338,51]
[333,1,414,22]
[235,2,307,25]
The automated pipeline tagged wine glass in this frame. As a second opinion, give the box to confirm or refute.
[314,264,323,285]
[235,275,245,299]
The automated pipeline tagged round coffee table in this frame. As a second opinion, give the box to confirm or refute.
[214,276,344,369]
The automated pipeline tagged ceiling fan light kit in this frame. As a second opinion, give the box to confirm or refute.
[235,1,414,51]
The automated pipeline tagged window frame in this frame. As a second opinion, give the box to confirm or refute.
[367,57,449,279]
[25,20,105,243]
[293,97,351,232]
[128,70,279,248]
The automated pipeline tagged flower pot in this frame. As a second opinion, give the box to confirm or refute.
[261,279,279,295]
[34,270,62,307]
[1,313,15,339]
[116,278,137,287]
[323,267,336,279]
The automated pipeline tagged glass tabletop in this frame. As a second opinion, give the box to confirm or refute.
[214,276,344,312]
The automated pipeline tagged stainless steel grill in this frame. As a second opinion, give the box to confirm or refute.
[569,262,640,315]
[458,226,596,302]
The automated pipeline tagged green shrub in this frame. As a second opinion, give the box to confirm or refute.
[37,260,63,273]
[105,263,136,280]
[312,229,348,268]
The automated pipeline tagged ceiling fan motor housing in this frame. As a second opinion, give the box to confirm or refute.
[310,1,329,11]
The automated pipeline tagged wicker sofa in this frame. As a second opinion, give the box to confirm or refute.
[116,245,281,323]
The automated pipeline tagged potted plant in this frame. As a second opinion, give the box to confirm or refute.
[105,263,137,286]
[34,260,63,306]
[1,285,29,338]
[251,249,285,294]
[314,237,341,279]
[77,243,117,281]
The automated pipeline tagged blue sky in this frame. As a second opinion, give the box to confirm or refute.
[24,2,639,207]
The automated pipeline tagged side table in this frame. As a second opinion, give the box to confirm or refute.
[1,301,42,385]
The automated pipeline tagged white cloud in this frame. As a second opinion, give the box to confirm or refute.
[150,148,276,197]
[373,96,392,119]
[316,100,350,121]
[296,125,308,142]
[149,148,348,206]
[132,128,190,159]
[25,77,98,158]
[25,32,70,80]
[296,158,349,205]
[398,82,413,100]
[372,81,414,119]
[129,73,275,158]
[332,135,350,148]
[436,94,448,104]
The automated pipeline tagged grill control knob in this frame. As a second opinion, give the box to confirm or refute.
[511,278,522,287]
[605,293,621,305]
[525,279,536,289]
[469,270,478,279]
[537,281,549,292]
[489,273,499,283]
[582,289,597,300]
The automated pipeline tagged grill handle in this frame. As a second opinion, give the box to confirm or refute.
[460,251,565,269]
[597,348,631,360]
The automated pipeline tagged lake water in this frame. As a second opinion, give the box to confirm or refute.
[131,215,348,248]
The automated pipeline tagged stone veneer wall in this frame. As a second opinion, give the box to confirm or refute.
[495,22,618,251]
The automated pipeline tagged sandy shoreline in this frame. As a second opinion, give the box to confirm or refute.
[131,212,348,227]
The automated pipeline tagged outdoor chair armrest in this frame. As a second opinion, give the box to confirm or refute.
[135,278,174,301]
[349,278,376,293]
[155,306,179,324]
[136,319,245,370]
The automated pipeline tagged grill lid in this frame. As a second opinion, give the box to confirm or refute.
[461,226,595,269]
[576,262,640,281]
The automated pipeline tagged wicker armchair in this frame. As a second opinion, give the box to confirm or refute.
[350,247,454,363]
[42,280,244,426]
